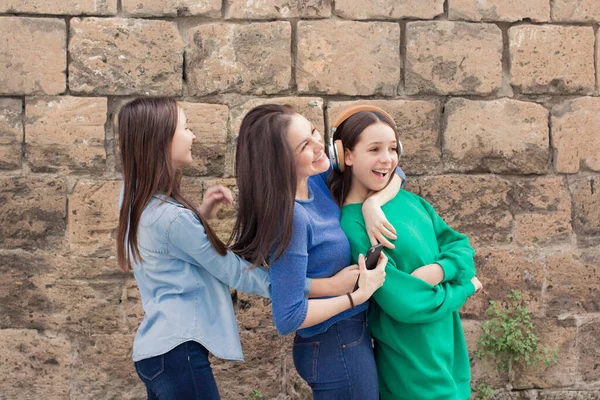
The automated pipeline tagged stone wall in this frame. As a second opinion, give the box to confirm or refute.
[0,1,599,399]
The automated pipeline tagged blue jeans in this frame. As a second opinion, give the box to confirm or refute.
[134,341,220,400]
[292,310,379,400]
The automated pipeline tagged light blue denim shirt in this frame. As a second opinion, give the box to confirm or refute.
[129,194,276,362]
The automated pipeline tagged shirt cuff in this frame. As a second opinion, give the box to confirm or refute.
[436,259,457,283]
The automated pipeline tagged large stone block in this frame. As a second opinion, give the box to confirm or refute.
[0,329,71,399]
[25,96,106,174]
[69,18,183,95]
[0,98,23,170]
[297,21,400,96]
[544,253,600,317]
[122,0,220,16]
[186,22,291,96]
[443,98,549,174]
[405,22,502,95]
[552,0,600,22]
[68,180,121,256]
[552,97,600,173]
[448,0,550,22]
[335,0,443,19]
[572,176,600,237]
[0,176,66,250]
[0,17,66,95]
[509,177,572,246]
[539,391,600,400]
[328,100,442,175]
[578,318,600,383]
[509,25,595,94]
[419,175,512,245]
[226,0,331,19]
[0,0,117,14]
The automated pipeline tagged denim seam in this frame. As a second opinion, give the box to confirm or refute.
[342,321,367,349]
[165,209,186,255]
[135,354,165,381]
[185,342,201,397]
[336,330,352,398]
[312,342,320,383]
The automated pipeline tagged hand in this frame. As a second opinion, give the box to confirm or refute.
[470,277,483,294]
[355,252,387,304]
[362,197,397,249]
[330,264,359,296]
[411,263,445,286]
[198,185,233,220]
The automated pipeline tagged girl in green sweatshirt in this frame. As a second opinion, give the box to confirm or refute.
[327,105,482,400]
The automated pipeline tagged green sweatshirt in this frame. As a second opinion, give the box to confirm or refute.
[340,190,476,400]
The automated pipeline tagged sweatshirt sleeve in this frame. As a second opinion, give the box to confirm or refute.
[420,198,476,284]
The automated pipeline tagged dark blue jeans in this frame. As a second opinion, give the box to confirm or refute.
[292,310,379,400]
[134,341,220,400]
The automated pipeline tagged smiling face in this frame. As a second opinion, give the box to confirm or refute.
[345,122,399,200]
[170,107,196,169]
[285,113,330,181]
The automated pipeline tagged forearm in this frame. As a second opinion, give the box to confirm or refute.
[365,173,401,207]
[308,277,344,298]
[299,292,365,329]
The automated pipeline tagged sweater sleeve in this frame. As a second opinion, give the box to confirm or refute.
[420,198,476,284]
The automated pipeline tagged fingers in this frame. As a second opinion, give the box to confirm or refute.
[376,233,395,249]
[357,254,366,274]
[346,264,360,271]
[382,221,397,238]
[376,253,388,270]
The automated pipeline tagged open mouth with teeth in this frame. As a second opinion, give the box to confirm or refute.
[373,169,390,179]
[313,153,326,163]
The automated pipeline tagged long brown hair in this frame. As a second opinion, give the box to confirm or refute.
[116,97,226,272]
[228,104,297,266]
[328,111,400,206]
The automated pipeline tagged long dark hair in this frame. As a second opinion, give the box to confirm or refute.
[328,111,400,206]
[228,104,297,266]
[116,97,226,272]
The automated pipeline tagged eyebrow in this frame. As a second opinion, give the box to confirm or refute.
[366,140,398,146]
[294,127,316,151]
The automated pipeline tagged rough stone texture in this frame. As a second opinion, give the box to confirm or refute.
[123,0,221,16]
[186,22,291,96]
[552,97,600,173]
[195,178,238,241]
[0,176,66,251]
[405,22,502,95]
[572,176,600,237]
[509,25,595,94]
[69,18,183,95]
[539,392,600,400]
[0,17,66,95]
[0,98,22,170]
[297,21,400,96]
[335,0,444,19]
[552,0,600,22]
[578,318,600,383]
[544,253,600,317]
[68,180,120,256]
[443,98,549,174]
[226,0,331,19]
[449,0,550,22]
[509,177,572,246]
[419,175,512,245]
[25,96,106,174]
[328,100,442,175]
[0,329,71,399]
[0,0,117,14]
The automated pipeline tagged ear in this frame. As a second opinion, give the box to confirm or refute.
[344,148,354,167]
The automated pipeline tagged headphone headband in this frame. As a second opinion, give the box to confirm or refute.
[330,105,397,133]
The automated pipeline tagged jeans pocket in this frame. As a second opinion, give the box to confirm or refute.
[293,340,320,384]
[337,320,367,349]
[135,354,165,381]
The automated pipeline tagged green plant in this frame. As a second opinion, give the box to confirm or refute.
[243,389,264,400]
[471,382,494,400]
[476,290,558,372]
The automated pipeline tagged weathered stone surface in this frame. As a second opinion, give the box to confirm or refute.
[0,98,22,170]
[186,22,291,96]
[226,0,331,19]
[572,176,600,237]
[578,318,600,383]
[462,319,509,388]
[0,0,117,14]
[509,25,595,94]
[0,17,66,95]
[406,22,502,95]
[328,100,442,175]
[25,96,106,174]
[68,180,121,256]
[449,0,550,22]
[419,175,512,245]
[552,97,600,173]
[71,334,143,399]
[443,98,549,174]
[335,0,443,19]
[69,18,183,95]
[552,0,600,22]
[509,177,572,245]
[539,391,600,400]
[0,329,71,399]
[544,253,600,316]
[123,0,220,16]
[196,178,238,241]
[0,176,66,250]
[297,21,400,96]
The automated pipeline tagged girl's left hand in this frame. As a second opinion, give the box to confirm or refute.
[362,197,397,249]
[199,185,233,220]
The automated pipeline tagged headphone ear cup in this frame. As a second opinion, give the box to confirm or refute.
[334,140,345,172]
[398,140,403,158]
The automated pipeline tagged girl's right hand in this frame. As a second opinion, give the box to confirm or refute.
[355,252,387,304]
[470,276,483,294]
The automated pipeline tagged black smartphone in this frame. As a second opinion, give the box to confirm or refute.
[354,243,384,291]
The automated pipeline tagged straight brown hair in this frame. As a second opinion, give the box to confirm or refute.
[228,104,297,266]
[116,97,226,272]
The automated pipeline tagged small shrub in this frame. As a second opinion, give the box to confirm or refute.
[471,382,494,400]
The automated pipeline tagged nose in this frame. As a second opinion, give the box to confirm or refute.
[380,151,392,163]
[191,131,197,141]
